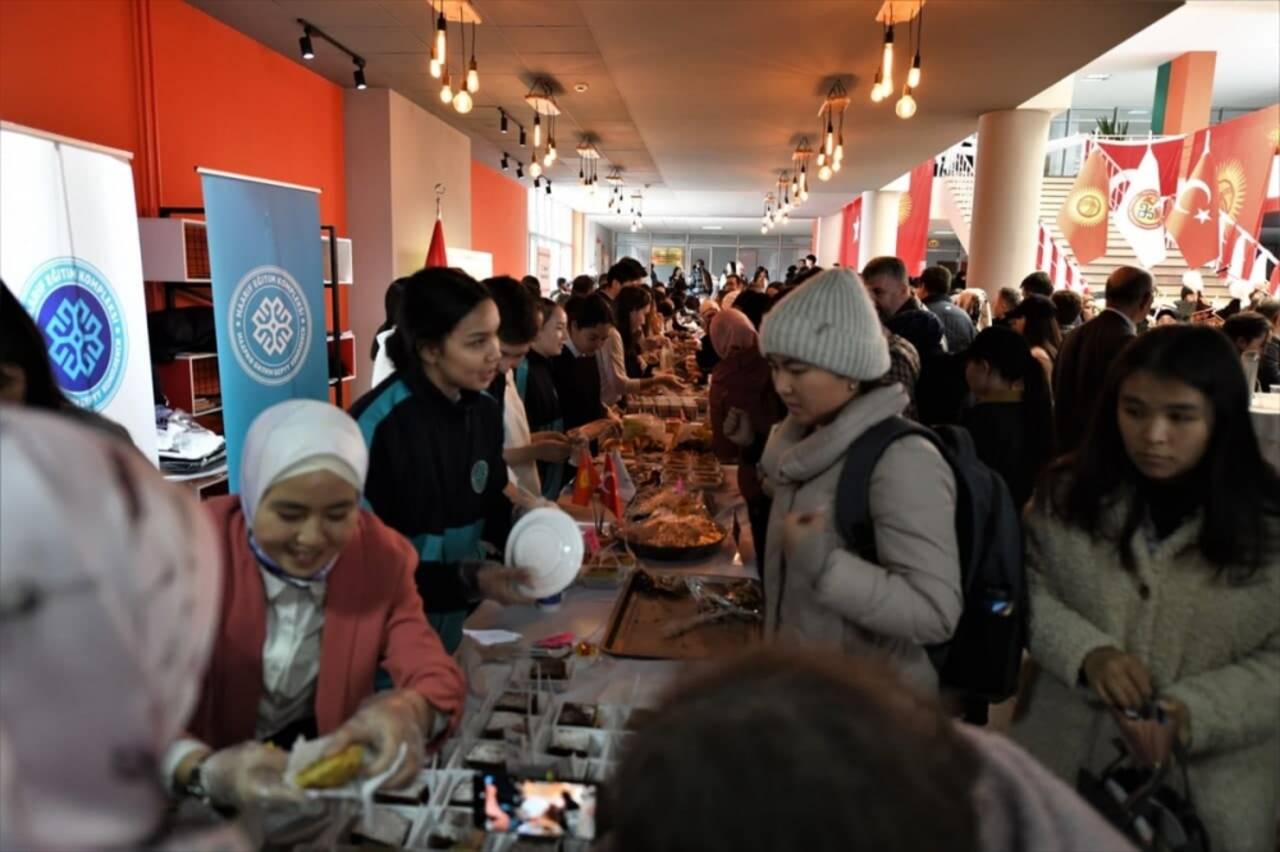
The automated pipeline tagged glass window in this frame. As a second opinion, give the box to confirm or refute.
[527,189,575,294]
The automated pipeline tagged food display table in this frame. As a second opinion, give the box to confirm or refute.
[350,461,759,849]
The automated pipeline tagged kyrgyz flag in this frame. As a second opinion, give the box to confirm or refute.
[1111,146,1167,269]
[1166,143,1220,269]
[424,217,448,268]
[1057,148,1110,264]
[895,159,934,276]
[570,446,599,506]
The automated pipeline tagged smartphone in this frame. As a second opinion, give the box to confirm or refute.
[473,772,600,841]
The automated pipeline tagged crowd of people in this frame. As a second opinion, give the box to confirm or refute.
[1,244,1277,850]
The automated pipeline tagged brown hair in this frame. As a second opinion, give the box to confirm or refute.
[604,648,980,852]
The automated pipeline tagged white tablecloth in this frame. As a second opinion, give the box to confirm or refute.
[1251,393,1280,469]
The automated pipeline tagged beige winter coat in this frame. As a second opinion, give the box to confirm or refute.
[1012,495,1280,852]
[759,385,963,693]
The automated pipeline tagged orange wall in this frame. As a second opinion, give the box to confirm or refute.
[471,159,527,278]
[0,0,345,230]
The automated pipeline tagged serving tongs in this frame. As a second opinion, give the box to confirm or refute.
[661,577,762,638]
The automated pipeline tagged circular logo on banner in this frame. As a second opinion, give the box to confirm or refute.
[21,258,128,409]
[1066,188,1106,227]
[470,460,489,494]
[897,193,913,225]
[1127,190,1164,230]
[228,265,312,386]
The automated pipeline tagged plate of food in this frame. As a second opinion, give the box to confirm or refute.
[623,508,726,561]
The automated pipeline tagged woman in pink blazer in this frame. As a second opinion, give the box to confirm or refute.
[166,400,466,811]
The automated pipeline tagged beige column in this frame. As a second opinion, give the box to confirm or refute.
[967,108,1049,298]
[967,109,1052,299]
[858,189,903,268]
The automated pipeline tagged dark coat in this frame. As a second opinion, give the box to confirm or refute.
[922,294,977,353]
[1052,309,1135,453]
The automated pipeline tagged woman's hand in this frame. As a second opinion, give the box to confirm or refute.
[721,407,755,447]
[782,510,830,582]
[1081,646,1153,710]
[652,372,684,391]
[476,563,536,605]
[202,741,302,809]
[1109,697,1189,769]
[323,691,430,790]
[531,436,574,463]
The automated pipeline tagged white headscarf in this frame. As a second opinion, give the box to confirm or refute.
[238,400,369,525]
[0,407,221,850]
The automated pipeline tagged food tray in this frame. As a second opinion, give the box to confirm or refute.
[600,569,763,660]
[624,535,724,562]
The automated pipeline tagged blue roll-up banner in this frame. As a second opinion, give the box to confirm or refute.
[200,168,327,491]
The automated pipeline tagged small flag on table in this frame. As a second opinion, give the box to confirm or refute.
[600,453,626,522]
[571,447,599,506]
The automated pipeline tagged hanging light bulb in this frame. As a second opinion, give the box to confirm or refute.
[816,151,826,167]
[529,160,543,178]
[825,116,835,156]
[435,5,447,66]
[547,139,557,164]
[895,86,917,119]
[533,115,542,148]
[430,56,442,78]
[440,69,453,104]
[871,68,885,103]
[832,155,843,174]
[543,148,554,167]
[881,23,895,92]
[908,5,923,88]
[782,209,790,223]
[835,137,845,163]
[818,164,833,182]
[466,22,479,92]
[800,186,809,201]
[452,89,473,114]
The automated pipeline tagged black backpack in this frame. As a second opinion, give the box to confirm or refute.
[834,416,1027,704]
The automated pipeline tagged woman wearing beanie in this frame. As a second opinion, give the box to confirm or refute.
[758,268,964,693]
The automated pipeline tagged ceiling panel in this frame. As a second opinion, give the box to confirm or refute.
[278,0,403,29]
[190,0,1182,221]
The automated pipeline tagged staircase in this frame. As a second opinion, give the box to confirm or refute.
[940,174,1231,302]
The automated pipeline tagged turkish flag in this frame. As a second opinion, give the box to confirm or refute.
[598,453,625,521]
[570,446,599,506]
[1167,146,1220,268]
[424,218,448,268]
[840,197,862,269]
[1095,138,1184,198]
[1058,148,1110,264]
[1189,104,1279,267]
[896,159,934,276]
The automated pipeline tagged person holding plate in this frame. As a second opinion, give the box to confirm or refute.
[350,268,535,654]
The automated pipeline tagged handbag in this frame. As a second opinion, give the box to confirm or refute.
[1076,737,1210,852]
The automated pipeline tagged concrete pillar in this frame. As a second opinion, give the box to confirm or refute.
[858,189,902,268]
[967,109,1052,299]
[815,213,843,267]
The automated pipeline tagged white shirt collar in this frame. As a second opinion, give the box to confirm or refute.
[260,565,326,603]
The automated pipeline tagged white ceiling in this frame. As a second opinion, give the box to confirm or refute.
[592,215,813,237]
[190,0,1179,224]
[1071,0,1280,110]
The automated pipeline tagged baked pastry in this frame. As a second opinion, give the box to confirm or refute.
[295,744,364,789]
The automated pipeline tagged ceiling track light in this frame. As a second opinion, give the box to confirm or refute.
[296,19,368,90]
[519,125,527,147]
[501,152,509,171]
[516,162,524,178]
[500,109,508,133]
[546,179,552,195]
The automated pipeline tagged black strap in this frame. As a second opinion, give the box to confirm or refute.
[835,416,940,559]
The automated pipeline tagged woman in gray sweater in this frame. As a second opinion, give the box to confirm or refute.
[1014,325,1280,852]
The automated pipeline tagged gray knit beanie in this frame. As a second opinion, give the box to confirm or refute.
[759,267,890,380]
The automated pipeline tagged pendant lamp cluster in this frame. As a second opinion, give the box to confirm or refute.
[429,1,481,114]
[815,82,849,182]
[522,79,561,181]
[297,19,367,90]
[626,190,645,232]
[869,1,924,119]
[577,140,602,196]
